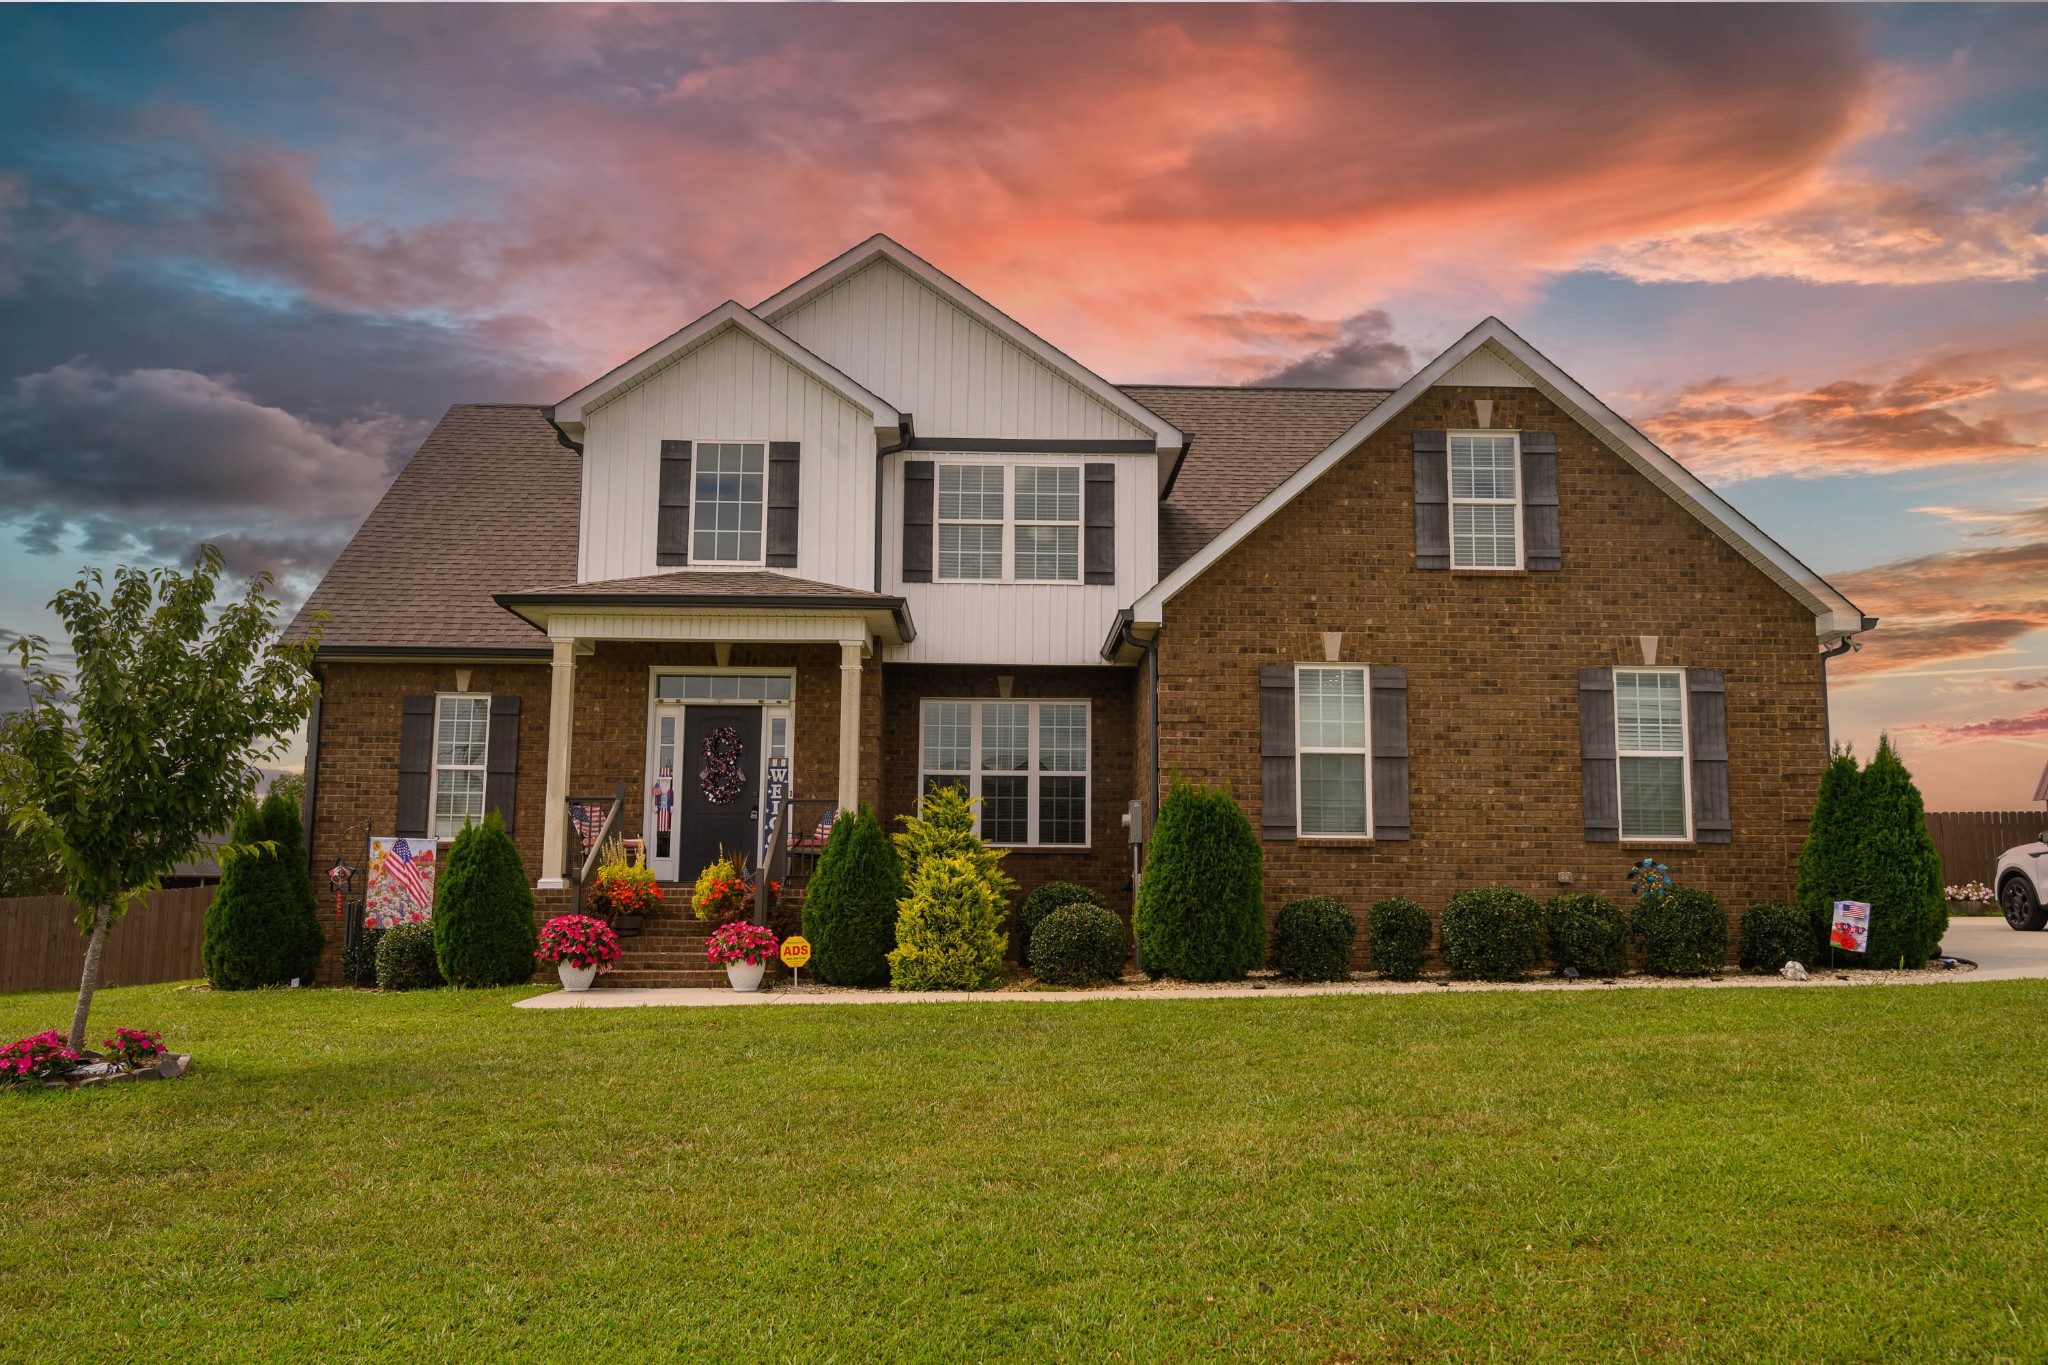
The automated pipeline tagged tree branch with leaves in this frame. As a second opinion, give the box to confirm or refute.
[2,545,322,1047]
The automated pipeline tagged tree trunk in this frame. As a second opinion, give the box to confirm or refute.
[68,901,113,1051]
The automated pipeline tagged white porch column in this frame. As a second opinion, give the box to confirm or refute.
[538,636,579,889]
[838,640,863,812]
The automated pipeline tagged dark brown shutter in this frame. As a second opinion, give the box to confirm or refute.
[1522,432,1560,571]
[396,695,434,838]
[1084,462,1115,584]
[1688,669,1731,844]
[765,441,801,568]
[1579,668,1618,843]
[902,459,934,583]
[1260,664,1296,840]
[657,440,692,566]
[1413,431,1449,570]
[484,694,521,834]
[1370,666,1410,840]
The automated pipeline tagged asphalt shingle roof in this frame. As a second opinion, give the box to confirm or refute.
[1121,385,1394,574]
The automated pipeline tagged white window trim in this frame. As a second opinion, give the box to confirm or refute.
[929,456,1086,585]
[1614,667,1693,843]
[690,439,769,568]
[1294,664,1372,840]
[642,666,801,881]
[1449,429,1523,572]
[429,692,491,841]
[918,697,1091,849]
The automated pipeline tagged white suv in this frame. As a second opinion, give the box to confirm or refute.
[1999,832,2047,931]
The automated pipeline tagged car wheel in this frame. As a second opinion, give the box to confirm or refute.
[2003,875,2047,931]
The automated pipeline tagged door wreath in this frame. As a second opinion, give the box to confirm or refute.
[698,725,747,805]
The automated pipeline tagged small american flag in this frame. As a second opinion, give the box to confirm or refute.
[387,838,431,909]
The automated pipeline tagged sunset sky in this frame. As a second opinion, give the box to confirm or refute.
[1,4,2044,808]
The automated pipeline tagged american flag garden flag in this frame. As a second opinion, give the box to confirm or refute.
[387,838,432,909]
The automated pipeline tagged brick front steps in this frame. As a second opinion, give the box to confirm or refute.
[596,900,802,989]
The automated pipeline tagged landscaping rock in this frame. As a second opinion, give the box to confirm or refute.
[40,1053,192,1089]
[1781,961,1810,981]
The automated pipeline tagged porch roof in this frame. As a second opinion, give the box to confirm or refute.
[494,570,915,645]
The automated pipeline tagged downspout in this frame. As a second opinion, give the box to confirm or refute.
[1129,625,1161,978]
[301,663,323,861]
[540,406,583,455]
[1818,615,1879,753]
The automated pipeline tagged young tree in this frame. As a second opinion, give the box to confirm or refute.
[0,714,65,898]
[433,810,538,986]
[888,852,1008,991]
[1856,736,1948,969]
[801,804,905,987]
[1796,746,1864,960]
[3,547,319,1047]
[893,783,1016,899]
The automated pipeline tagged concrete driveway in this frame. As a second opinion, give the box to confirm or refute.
[1942,916,2048,980]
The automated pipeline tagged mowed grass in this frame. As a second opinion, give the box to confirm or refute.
[3,982,2047,1362]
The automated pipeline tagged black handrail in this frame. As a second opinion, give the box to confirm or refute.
[753,798,792,927]
[564,780,627,915]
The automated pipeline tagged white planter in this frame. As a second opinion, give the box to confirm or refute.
[557,961,598,993]
[725,960,766,993]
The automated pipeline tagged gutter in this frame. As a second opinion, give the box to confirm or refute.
[1818,613,1879,752]
[541,405,584,455]
[1158,435,1193,502]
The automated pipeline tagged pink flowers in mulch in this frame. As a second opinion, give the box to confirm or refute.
[102,1027,165,1067]
[3,1031,80,1084]
[535,914,622,972]
[706,920,780,967]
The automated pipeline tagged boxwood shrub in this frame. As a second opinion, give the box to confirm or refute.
[1028,902,1127,986]
[1633,885,1729,977]
[1368,898,1432,981]
[1272,897,1356,981]
[1439,887,1546,981]
[1542,893,1630,977]
[1738,899,1810,972]
[341,926,386,988]
[374,921,444,991]
[1017,881,1104,966]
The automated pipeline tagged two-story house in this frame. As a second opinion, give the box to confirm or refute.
[291,235,1870,981]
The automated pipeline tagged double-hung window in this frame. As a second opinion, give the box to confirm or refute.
[1614,669,1689,840]
[933,463,1082,582]
[431,694,490,839]
[692,441,766,564]
[1296,666,1369,836]
[920,699,1089,846]
[937,465,1005,580]
[1449,432,1520,569]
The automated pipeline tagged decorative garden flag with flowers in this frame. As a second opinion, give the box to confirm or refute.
[1830,900,1871,954]
[367,836,437,928]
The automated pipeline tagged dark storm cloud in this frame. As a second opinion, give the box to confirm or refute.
[1250,311,1413,388]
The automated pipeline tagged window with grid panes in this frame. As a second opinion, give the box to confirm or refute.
[431,695,490,838]
[1449,432,1520,568]
[1614,669,1689,839]
[919,699,1089,846]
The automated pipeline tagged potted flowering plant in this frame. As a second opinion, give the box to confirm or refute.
[691,849,778,924]
[706,920,780,992]
[1946,881,1996,916]
[535,914,622,992]
[587,839,662,937]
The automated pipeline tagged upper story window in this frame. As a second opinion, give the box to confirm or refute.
[1449,432,1520,569]
[431,694,490,838]
[1296,665,1369,837]
[692,442,766,565]
[920,698,1090,846]
[1615,669,1689,840]
[934,463,1081,583]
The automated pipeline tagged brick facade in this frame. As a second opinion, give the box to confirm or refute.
[1149,384,1829,964]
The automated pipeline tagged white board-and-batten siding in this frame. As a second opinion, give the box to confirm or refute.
[879,450,1158,666]
[578,327,875,586]
[773,259,1150,443]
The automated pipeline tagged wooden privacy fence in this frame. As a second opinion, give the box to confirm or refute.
[0,886,213,994]
[1927,811,2048,889]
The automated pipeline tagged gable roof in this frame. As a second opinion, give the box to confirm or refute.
[757,235,1184,456]
[550,300,903,438]
[286,404,576,656]
[1129,318,1867,641]
[1122,384,1394,574]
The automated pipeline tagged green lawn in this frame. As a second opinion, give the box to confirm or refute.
[3,981,2046,1362]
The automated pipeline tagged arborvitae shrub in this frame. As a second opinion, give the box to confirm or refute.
[202,791,324,990]
[888,853,1008,991]
[1017,882,1103,965]
[1738,901,1809,972]
[1856,736,1948,970]
[1368,898,1432,980]
[894,784,1016,900]
[802,804,905,987]
[432,811,537,987]
[1028,902,1126,986]
[375,921,444,991]
[1438,888,1546,981]
[1133,780,1265,981]
[1797,747,1864,961]
[1634,885,1728,976]
[342,926,386,988]
[1542,893,1630,977]
[1272,897,1356,981]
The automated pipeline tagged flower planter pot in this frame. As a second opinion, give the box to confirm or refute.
[725,960,766,992]
[558,961,598,993]
[613,914,644,937]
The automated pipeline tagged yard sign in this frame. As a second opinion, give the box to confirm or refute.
[1829,900,1871,954]
[366,836,437,927]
